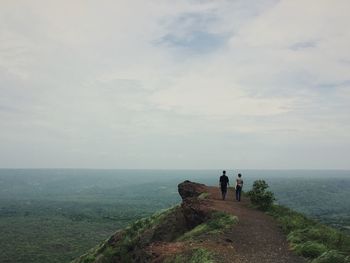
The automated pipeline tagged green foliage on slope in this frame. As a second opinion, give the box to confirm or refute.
[178,211,237,241]
[268,205,350,263]
[165,248,214,263]
[72,205,180,263]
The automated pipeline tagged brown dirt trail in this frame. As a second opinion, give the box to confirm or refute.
[204,186,306,263]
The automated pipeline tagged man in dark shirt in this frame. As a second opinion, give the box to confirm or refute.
[219,170,229,200]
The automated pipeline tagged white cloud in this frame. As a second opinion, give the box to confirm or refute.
[0,0,349,168]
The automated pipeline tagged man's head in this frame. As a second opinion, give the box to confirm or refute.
[223,170,226,175]
[238,173,242,178]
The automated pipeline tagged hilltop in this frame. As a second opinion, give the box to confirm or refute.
[72,181,350,263]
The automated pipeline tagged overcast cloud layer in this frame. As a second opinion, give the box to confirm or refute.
[1,0,350,169]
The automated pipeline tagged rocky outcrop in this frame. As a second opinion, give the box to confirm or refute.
[178,180,207,199]
[72,181,215,263]
[178,180,212,228]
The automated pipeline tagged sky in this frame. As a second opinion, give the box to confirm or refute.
[0,0,350,169]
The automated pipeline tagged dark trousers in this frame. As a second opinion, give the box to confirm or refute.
[236,186,242,201]
[221,186,227,200]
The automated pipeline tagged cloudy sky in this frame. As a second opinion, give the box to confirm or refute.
[1,0,349,169]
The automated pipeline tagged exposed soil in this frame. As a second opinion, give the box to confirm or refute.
[149,185,306,263]
[203,186,306,263]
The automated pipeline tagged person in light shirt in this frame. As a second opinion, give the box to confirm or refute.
[235,173,243,202]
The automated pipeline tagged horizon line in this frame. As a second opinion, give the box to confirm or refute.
[1,167,350,171]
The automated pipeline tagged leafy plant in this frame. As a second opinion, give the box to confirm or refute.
[247,180,275,211]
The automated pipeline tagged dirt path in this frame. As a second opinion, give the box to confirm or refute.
[204,186,306,263]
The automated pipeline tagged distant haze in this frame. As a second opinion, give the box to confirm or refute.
[1,0,350,169]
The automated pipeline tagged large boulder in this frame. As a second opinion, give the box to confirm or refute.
[178,180,207,200]
[178,180,212,228]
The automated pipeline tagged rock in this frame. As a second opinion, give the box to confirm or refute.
[178,181,212,228]
[178,180,206,200]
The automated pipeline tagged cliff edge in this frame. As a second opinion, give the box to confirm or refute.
[72,181,307,263]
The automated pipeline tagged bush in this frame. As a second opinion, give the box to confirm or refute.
[247,180,275,211]
[311,250,350,263]
[294,241,327,258]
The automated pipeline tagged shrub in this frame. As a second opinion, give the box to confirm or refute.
[247,180,275,211]
[311,250,350,263]
[294,241,327,258]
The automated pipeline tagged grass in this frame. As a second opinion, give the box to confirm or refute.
[165,248,214,263]
[268,205,350,262]
[178,211,238,241]
[198,192,210,200]
[73,206,235,263]
[72,205,180,263]
[189,248,214,263]
[294,241,327,258]
[311,250,350,263]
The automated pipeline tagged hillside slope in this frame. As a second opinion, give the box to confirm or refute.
[72,181,337,262]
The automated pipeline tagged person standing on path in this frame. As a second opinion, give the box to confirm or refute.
[235,173,243,201]
[219,170,229,200]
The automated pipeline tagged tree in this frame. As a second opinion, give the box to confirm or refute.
[247,180,275,211]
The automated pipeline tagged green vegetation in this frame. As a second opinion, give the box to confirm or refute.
[178,211,237,241]
[0,197,178,263]
[73,206,180,263]
[265,174,350,233]
[0,214,119,263]
[198,192,210,200]
[268,205,350,262]
[247,180,275,211]
[189,248,214,263]
[0,170,181,263]
[166,248,214,263]
[1,169,350,263]
[312,250,350,263]
[294,241,327,258]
